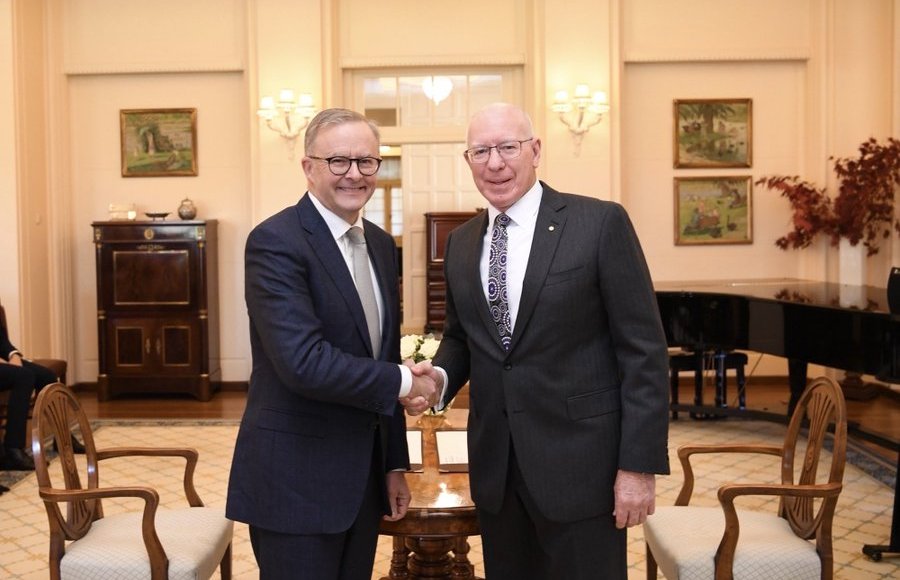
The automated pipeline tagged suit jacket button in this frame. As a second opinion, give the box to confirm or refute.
[504,363,512,370]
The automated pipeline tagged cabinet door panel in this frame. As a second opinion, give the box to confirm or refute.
[113,249,192,305]
[115,325,147,367]
[162,323,193,367]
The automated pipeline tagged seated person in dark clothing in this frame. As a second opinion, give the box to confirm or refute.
[0,318,83,471]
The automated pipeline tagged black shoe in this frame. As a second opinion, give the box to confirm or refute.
[70,434,86,454]
[0,448,35,471]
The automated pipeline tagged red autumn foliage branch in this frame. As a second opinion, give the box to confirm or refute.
[756,137,900,256]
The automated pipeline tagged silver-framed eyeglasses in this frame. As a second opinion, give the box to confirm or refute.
[463,138,534,164]
[307,155,383,176]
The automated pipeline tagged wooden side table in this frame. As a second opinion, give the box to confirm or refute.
[379,408,481,580]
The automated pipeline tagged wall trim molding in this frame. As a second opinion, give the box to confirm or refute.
[340,53,526,69]
[624,50,810,64]
[63,61,245,76]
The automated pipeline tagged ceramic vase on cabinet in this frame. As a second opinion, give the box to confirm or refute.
[178,198,197,220]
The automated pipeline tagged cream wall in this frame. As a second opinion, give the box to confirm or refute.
[0,0,21,335]
[3,0,899,386]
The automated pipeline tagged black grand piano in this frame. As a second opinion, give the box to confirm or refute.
[655,277,900,560]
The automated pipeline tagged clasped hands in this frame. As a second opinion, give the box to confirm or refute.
[399,360,442,415]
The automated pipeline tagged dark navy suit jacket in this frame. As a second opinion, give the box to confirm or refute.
[226,193,409,535]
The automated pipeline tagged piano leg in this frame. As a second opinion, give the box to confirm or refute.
[714,351,727,408]
[787,359,808,416]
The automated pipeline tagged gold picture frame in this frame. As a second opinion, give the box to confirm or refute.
[674,176,752,245]
[673,98,752,168]
[120,108,197,177]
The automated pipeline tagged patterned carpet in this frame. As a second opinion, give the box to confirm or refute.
[0,418,897,579]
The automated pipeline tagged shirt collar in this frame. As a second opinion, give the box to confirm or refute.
[308,192,364,241]
[487,180,543,227]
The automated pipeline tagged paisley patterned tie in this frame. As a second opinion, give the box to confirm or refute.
[488,213,512,350]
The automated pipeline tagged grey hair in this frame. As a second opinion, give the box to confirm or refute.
[303,108,380,155]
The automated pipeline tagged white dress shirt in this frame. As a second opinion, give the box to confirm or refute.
[308,193,412,396]
[480,180,543,333]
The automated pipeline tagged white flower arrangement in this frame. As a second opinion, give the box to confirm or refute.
[400,334,440,363]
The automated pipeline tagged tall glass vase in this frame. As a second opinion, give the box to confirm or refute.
[838,238,866,308]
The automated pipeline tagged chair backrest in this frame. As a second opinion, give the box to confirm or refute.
[779,376,847,539]
[31,383,102,546]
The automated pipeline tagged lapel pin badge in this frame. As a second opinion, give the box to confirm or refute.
[548,225,556,232]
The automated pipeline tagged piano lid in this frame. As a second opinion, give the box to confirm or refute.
[654,278,891,315]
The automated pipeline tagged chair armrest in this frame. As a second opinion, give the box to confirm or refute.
[676,444,782,506]
[39,485,168,572]
[96,447,203,507]
[713,482,843,580]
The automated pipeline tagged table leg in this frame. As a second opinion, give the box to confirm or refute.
[385,536,410,579]
[407,536,455,578]
[451,536,476,579]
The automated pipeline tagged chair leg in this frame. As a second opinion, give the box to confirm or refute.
[646,543,658,580]
[736,362,747,409]
[220,542,232,580]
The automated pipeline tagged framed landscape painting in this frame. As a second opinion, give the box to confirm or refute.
[673,98,752,168]
[674,176,752,245]
[120,108,197,177]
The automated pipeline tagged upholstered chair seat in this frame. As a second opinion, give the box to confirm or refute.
[645,506,822,580]
[60,507,233,580]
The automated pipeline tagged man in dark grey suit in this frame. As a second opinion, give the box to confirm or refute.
[422,103,670,579]
[226,108,438,580]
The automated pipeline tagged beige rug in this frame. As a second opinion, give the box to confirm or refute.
[0,419,897,579]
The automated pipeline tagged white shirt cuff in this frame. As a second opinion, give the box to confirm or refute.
[397,364,412,397]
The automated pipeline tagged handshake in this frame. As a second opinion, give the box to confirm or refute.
[399,360,443,415]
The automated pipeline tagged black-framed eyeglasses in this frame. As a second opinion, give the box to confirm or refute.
[307,155,383,176]
[463,138,534,164]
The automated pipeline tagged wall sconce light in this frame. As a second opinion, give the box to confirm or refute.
[257,89,317,159]
[551,84,610,155]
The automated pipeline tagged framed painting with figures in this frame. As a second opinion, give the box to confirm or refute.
[674,176,752,245]
[674,99,751,168]
[121,108,197,177]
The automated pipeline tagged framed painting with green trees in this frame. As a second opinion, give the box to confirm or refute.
[673,99,751,168]
[120,108,197,177]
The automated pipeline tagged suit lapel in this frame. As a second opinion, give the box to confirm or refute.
[510,185,568,350]
[298,195,373,356]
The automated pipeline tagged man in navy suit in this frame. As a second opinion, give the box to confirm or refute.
[0,313,59,471]
[419,103,670,579]
[226,108,438,580]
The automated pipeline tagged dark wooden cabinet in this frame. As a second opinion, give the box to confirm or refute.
[92,220,220,401]
[425,212,477,333]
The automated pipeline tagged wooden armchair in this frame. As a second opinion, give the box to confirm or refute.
[31,383,233,579]
[643,376,847,580]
